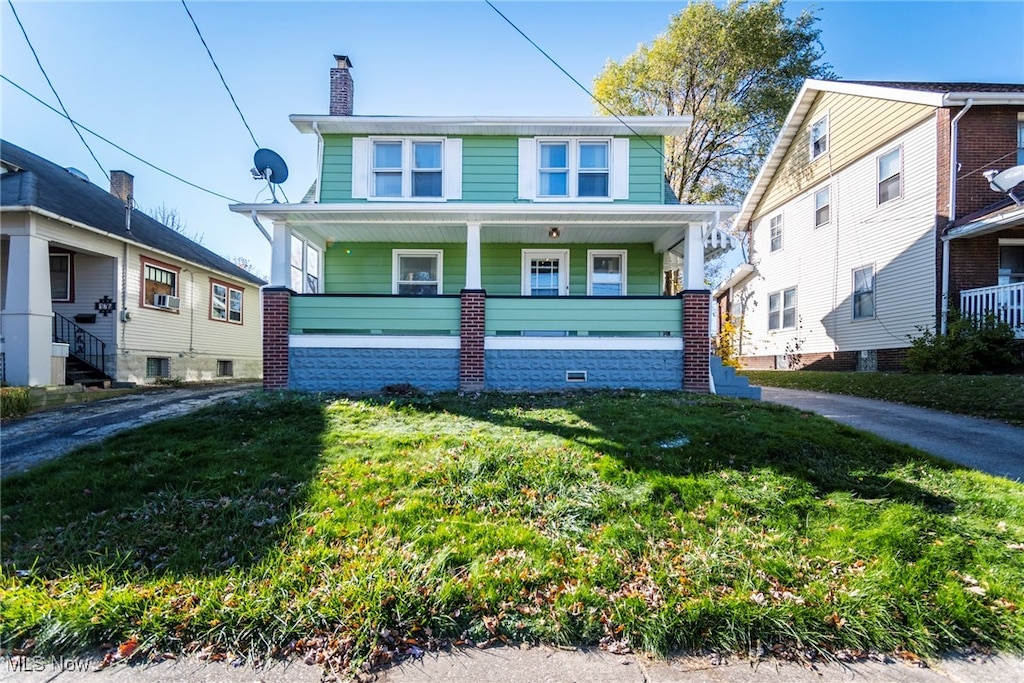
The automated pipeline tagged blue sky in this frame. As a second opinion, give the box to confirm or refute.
[3,1,1023,274]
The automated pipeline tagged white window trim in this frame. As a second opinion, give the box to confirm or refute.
[520,137,622,201]
[290,234,322,294]
[521,249,570,296]
[768,287,797,331]
[392,249,444,295]
[769,214,783,252]
[354,137,461,202]
[852,265,876,321]
[586,249,627,296]
[809,113,829,161]
[814,185,831,228]
[877,145,903,206]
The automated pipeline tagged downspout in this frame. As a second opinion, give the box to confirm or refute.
[313,121,324,203]
[941,98,974,334]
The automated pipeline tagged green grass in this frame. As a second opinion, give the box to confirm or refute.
[741,371,1024,427]
[2,391,1023,672]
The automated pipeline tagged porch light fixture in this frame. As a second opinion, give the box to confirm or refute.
[548,227,561,239]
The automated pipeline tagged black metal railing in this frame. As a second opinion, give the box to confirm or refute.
[53,312,107,376]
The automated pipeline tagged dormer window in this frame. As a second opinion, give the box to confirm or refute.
[519,137,627,201]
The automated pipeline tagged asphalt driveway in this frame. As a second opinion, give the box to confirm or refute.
[759,386,1024,482]
[0,383,258,479]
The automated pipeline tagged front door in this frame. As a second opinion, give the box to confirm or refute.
[522,250,569,296]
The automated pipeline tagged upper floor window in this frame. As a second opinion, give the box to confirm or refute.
[352,137,462,201]
[769,214,783,252]
[49,252,73,302]
[210,280,244,324]
[393,250,442,295]
[290,235,321,293]
[814,186,831,227]
[519,137,628,201]
[877,147,902,205]
[810,115,828,160]
[1017,115,1024,165]
[768,287,796,330]
[141,257,179,309]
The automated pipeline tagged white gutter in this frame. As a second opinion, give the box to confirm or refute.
[289,114,693,136]
[230,201,737,219]
[941,98,974,334]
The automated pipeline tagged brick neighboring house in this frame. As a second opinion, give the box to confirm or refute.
[231,56,745,394]
[716,80,1024,371]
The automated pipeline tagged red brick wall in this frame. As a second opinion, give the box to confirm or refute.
[876,348,908,372]
[682,291,710,393]
[262,288,291,390]
[459,290,485,391]
[330,66,354,116]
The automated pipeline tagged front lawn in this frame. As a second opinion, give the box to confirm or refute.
[740,371,1024,427]
[2,391,1023,673]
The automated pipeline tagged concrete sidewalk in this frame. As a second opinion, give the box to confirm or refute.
[758,386,1024,482]
[3,647,1023,683]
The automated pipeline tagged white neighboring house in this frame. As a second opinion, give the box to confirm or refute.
[717,80,1024,371]
[0,141,264,387]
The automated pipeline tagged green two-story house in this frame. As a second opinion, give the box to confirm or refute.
[232,56,737,394]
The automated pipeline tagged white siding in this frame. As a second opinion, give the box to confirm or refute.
[739,116,938,357]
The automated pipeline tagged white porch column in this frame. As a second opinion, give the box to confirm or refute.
[270,220,291,288]
[683,222,705,290]
[465,222,482,290]
[4,230,54,385]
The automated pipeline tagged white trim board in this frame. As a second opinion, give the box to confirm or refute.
[485,337,683,351]
[290,335,459,349]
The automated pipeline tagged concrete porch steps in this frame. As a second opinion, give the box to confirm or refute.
[710,355,760,400]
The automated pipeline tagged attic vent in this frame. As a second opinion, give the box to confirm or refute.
[566,370,587,383]
[66,167,89,182]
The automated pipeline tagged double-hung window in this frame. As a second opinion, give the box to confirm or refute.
[810,115,828,160]
[852,266,875,320]
[877,147,902,204]
[141,257,179,308]
[536,138,611,199]
[371,139,443,198]
[211,280,244,324]
[587,250,626,296]
[49,252,73,302]
[393,250,442,296]
[768,287,796,330]
[1017,115,1024,165]
[769,215,783,252]
[290,235,321,293]
[814,186,831,227]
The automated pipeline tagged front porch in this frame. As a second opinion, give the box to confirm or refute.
[960,282,1024,337]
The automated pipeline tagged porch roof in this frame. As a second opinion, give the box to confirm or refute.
[230,201,739,258]
[944,201,1024,240]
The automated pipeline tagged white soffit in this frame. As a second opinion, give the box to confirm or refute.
[290,115,693,136]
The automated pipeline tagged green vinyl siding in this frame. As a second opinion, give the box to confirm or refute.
[462,137,519,202]
[320,135,354,202]
[318,134,667,204]
[481,244,662,295]
[291,295,460,335]
[486,297,681,336]
[628,136,665,204]
[324,243,467,294]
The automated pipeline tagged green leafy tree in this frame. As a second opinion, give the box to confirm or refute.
[593,0,832,204]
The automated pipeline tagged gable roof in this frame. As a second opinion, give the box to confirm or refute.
[0,140,263,286]
[733,79,1024,231]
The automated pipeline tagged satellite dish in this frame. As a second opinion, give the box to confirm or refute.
[984,165,1024,206]
[251,148,289,203]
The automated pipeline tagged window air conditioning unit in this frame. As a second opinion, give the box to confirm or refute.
[154,294,181,310]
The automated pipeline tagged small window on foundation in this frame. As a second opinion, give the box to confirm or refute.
[217,360,234,377]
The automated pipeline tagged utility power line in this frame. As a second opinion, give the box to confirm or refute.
[180,0,260,149]
[6,0,110,182]
[2,74,243,203]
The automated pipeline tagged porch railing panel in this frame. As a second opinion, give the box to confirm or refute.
[960,282,1024,336]
[52,312,107,375]
[486,296,682,337]
[290,294,461,335]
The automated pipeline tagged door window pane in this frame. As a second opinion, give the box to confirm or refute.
[531,258,560,296]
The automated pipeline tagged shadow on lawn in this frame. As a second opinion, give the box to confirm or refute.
[0,393,328,578]
[389,390,959,512]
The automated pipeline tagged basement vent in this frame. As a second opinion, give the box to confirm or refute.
[566,370,587,383]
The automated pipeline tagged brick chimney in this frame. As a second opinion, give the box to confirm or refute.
[329,55,354,116]
[110,170,134,205]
